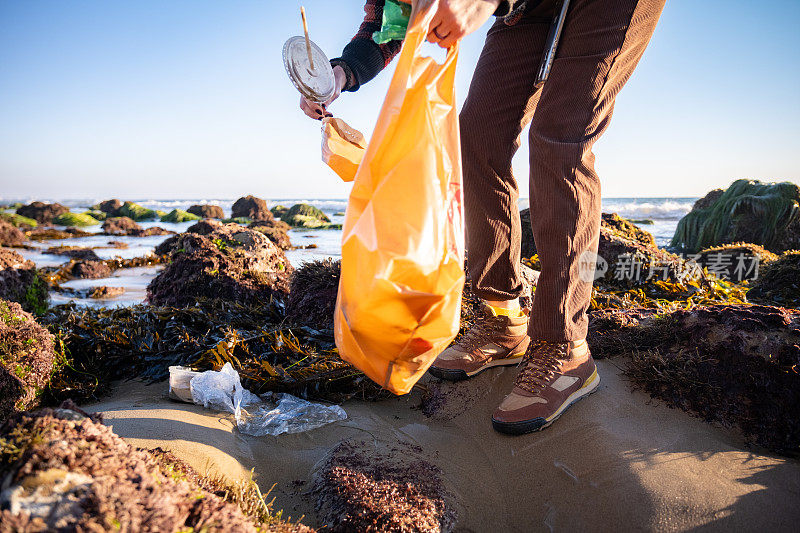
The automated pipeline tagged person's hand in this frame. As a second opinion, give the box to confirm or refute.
[427,0,502,49]
[300,65,347,120]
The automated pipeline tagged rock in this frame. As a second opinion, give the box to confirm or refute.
[25,228,75,241]
[116,201,157,221]
[232,195,273,221]
[147,223,292,307]
[16,202,69,225]
[692,188,724,211]
[695,243,778,282]
[271,205,289,218]
[282,204,331,228]
[314,440,456,533]
[0,404,306,532]
[0,212,37,228]
[285,259,341,328]
[601,212,656,248]
[102,216,141,235]
[592,304,800,455]
[0,300,55,419]
[100,218,171,237]
[748,251,800,308]
[187,204,225,219]
[83,209,107,221]
[160,209,201,223]
[69,260,112,280]
[45,246,101,261]
[222,217,252,225]
[93,198,123,214]
[0,219,25,247]
[89,286,125,299]
[53,212,101,227]
[249,220,291,250]
[671,179,800,253]
[0,250,49,314]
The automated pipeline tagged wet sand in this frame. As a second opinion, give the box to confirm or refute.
[87,360,800,532]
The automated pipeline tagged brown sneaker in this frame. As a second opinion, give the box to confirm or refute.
[428,304,530,381]
[492,340,600,435]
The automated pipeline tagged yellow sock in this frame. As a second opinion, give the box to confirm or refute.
[488,303,524,318]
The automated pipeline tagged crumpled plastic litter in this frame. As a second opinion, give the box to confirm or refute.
[181,363,347,436]
[238,393,347,436]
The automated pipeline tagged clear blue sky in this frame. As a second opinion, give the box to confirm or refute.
[1,0,798,200]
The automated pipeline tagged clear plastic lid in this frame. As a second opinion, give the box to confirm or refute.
[283,36,335,103]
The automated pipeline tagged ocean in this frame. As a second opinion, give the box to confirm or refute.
[12,197,696,308]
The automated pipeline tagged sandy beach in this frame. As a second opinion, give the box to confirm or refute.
[88,359,800,532]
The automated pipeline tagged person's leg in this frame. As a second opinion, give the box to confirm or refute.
[493,0,665,434]
[529,0,665,342]
[429,15,552,381]
[460,16,551,306]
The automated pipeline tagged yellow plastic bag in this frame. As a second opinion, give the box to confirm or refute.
[321,117,367,183]
[334,1,465,395]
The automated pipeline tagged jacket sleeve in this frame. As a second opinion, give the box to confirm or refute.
[330,0,403,92]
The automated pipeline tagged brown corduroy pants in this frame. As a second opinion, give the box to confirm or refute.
[461,0,665,342]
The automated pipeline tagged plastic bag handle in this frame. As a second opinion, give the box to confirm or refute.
[405,0,460,68]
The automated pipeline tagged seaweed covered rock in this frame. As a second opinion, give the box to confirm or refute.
[232,195,273,221]
[286,259,341,328]
[92,198,123,214]
[16,201,69,225]
[671,179,800,253]
[102,216,141,235]
[45,246,101,261]
[89,286,125,299]
[748,251,800,308]
[53,212,101,227]
[600,212,656,247]
[147,223,292,307]
[592,304,800,455]
[0,404,307,532]
[314,440,456,533]
[271,205,289,218]
[283,204,331,228]
[83,209,107,221]
[695,242,778,281]
[160,208,201,223]
[69,260,112,280]
[0,219,25,247]
[0,250,48,314]
[250,220,292,250]
[188,204,225,219]
[0,300,54,418]
[0,212,37,229]
[24,228,76,241]
[116,201,157,221]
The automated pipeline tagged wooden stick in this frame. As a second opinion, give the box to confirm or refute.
[300,6,315,71]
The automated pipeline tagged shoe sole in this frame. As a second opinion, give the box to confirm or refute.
[428,355,524,382]
[491,369,601,435]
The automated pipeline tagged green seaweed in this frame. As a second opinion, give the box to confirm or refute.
[117,201,158,221]
[672,179,800,253]
[53,212,101,227]
[0,212,38,228]
[161,209,201,223]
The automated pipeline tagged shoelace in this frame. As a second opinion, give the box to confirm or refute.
[456,315,506,352]
[514,341,569,394]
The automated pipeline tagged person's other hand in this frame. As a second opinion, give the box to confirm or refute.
[427,0,502,49]
[299,65,347,120]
